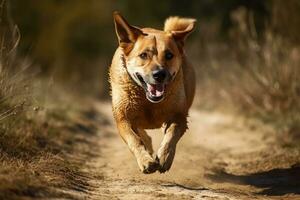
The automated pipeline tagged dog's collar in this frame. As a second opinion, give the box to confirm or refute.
[120,53,138,85]
[120,53,127,69]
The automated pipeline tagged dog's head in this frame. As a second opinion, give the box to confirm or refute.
[113,12,196,103]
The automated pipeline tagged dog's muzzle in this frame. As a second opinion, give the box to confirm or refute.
[136,72,169,103]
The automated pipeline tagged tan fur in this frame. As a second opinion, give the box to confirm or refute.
[110,12,196,173]
[164,16,196,32]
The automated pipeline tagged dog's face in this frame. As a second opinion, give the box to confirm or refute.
[125,33,181,103]
[113,12,195,103]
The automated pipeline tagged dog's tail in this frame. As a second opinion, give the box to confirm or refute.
[164,16,196,32]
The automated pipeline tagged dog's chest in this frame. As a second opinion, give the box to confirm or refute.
[132,105,173,129]
[132,93,185,129]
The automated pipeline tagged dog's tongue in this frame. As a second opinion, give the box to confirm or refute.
[147,83,164,97]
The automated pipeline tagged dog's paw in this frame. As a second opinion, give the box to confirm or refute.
[156,146,176,173]
[137,154,159,174]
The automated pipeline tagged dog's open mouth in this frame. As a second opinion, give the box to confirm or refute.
[136,73,165,103]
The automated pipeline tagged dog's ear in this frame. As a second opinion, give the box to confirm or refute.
[164,17,196,48]
[113,11,145,53]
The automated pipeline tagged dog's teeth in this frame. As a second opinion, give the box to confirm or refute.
[146,83,165,97]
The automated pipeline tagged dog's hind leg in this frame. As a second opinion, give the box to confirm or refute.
[138,129,154,156]
[117,121,159,174]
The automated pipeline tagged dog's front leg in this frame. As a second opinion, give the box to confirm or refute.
[117,121,159,174]
[157,116,187,173]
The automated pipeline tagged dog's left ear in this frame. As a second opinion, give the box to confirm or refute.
[164,17,196,48]
[113,11,145,54]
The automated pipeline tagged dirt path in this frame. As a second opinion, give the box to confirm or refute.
[76,102,300,200]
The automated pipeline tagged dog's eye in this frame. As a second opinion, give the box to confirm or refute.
[165,51,174,60]
[139,52,148,60]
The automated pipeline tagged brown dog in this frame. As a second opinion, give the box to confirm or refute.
[109,12,196,173]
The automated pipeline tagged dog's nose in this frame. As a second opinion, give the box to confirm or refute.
[152,69,167,83]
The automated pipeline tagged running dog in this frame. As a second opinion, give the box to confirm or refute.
[109,12,196,173]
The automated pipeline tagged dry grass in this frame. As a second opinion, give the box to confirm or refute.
[194,7,300,134]
[0,11,97,199]
[228,8,300,117]
[0,79,98,199]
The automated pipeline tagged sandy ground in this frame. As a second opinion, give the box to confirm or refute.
[64,101,300,200]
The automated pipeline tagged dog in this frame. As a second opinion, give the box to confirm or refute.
[109,11,196,173]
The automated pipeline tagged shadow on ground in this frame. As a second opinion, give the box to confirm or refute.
[207,164,300,196]
[162,183,209,191]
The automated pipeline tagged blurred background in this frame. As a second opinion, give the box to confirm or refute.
[1,0,300,127]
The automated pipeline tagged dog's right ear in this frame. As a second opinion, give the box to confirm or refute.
[164,16,196,51]
[113,11,144,54]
